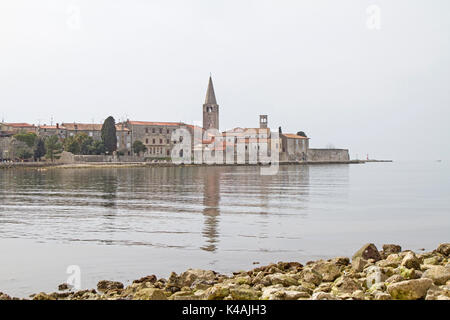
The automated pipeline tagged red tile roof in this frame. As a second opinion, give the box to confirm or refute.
[283,133,309,139]
[128,121,183,126]
[4,123,35,128]
[62,123,103,131]
[39,125,65,130]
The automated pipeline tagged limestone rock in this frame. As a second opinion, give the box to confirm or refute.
[32,292,56,300]
[397,266,419,280]
[132,275,157,284]
[57,283,70,291]
[179,269,216,288]
[353,243,381,262]
[133,288,167,300]
[311,261,341,282]
[373,291,391,300]
[97,280,124,293]
[204,285,230,300]
[261,286,285,300]
[387,278,433,300]
[385,274,404,284]
[365,266,388,288]
[229,288,260,300]
[302,268,322,286]
[423,257,440,265]
[352,257,368,272]
[283,290,310,300]
[330,257,350,266]
[401,252,421,270]
[377,254,401,268]
[311,292,340,300]
[382,244,402,255]
[422,266,450,285]
[436,243,450,256]
[0,292,12,300]
[170,291,201,300]
[351,290,365,300]
[264,273,299,287]
[331,275,362,295]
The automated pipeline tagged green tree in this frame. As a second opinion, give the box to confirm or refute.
[132,140,147,155]
[34,137,46,161]
[15,143,33,160]
[64,136,80,154]
[101,116,117,154]
[78,134,94,155]
[91,140,106,155]
[297,131,307,137]
[45,135,63,162]
[14,132,37,148]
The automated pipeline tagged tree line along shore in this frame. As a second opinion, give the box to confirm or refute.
[1,243,448,301]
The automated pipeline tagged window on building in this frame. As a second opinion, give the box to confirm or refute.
[166,149,170,156]
[167,129,170,134]
[153,139,155,144]
[145,128,148,133]
[166,139,170,144]
[159,128,162,134]
[145,138,148,144]
[159,139,162,144]
[152,128,155,133]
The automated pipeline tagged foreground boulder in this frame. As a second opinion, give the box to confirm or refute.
[436,243,450,256]
[311,261,341,282]
[353,243,382,262]
[133,288,167,300]
[383,244,402,255]
[422,266,450,285]
[387,278,433,300]
[97,280,124,292]
[179,269,216,288]
[401,252,421,270]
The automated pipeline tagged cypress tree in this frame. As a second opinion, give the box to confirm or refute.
[101,116,117,154]
[34,137,46,161]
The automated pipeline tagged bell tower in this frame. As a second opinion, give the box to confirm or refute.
[203,76,219,131]
[259,115,268,129]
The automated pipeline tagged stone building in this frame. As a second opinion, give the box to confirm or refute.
[280,133,309,162]
[37,124,67,139]
[62,123,103,140]
[0,123,37,134]
[125,121,182,158]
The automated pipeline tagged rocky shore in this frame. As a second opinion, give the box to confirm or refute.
[1,243,449,301]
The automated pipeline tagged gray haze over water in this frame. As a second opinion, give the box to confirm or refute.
[0,162,449,297]
[1,1,449,160]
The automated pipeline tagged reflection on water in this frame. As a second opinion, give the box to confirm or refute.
[1,162,449,297]
[0,165,315,250]
[202,168,221,252]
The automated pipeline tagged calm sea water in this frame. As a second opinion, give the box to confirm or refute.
[0,162,449,297]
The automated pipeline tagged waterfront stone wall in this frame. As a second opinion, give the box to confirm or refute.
[72,154,145,163]
[307,148,350,162]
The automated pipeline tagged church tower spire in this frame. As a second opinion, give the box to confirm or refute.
[203,75,219,131]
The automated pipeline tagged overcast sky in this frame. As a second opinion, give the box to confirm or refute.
[1,0,449,160]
